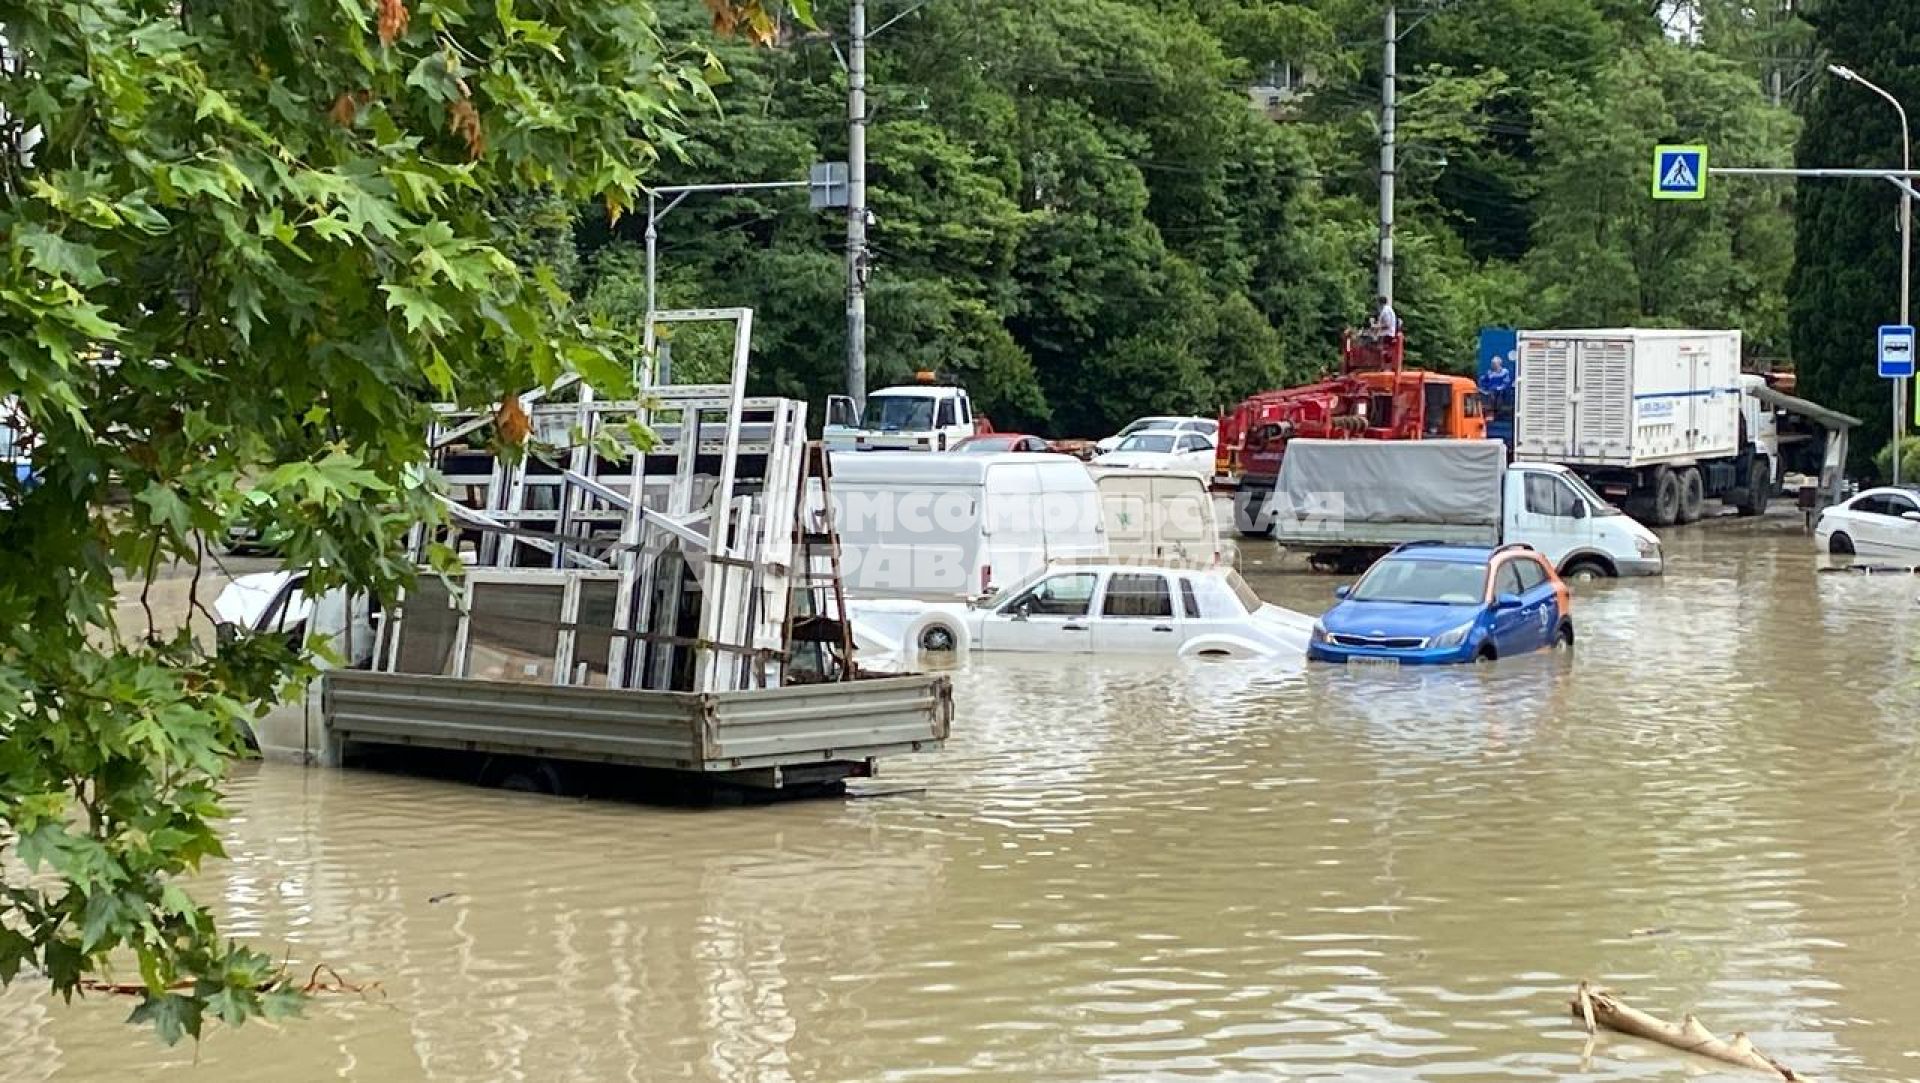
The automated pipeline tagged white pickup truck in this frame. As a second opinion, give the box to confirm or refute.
[825,376,984,452]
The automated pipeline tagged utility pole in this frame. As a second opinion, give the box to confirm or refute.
[1378,3,1397,302]
[846,0,870,413]
[1830,64,1911,485]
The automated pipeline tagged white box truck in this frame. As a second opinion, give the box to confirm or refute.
[1268,439,1662,578]
[1513,329,1776,525]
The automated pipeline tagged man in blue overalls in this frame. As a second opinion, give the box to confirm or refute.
[1478,351,1514,404]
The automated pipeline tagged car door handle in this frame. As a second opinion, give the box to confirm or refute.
[1063,623,1088,631]
[1152,625,1174,632]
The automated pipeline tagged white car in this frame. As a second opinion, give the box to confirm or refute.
[1092,430,1216,471]
[848,561,1313,659]
[1095,415,1217,454]
[1815,486,1920,559]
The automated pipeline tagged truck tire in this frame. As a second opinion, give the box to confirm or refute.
[1650,467,1681,527]
[1560,557,1614,582]
[1736,459,1772,517]
[485,758,567,796]
[1234,487,1275,539]
[1678,467,1705,524]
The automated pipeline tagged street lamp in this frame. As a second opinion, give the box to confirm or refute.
[1831,63,1912,485]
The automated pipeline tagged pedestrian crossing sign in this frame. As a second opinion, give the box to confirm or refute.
[1652,145,1708,200]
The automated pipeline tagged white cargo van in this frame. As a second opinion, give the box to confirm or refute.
[828,452,1105,599]
[1089,467,1224,565]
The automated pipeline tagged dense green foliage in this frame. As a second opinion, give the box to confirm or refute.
[1789,0,1920,474]
[0,0,723,1040]
[585,0,1805,435]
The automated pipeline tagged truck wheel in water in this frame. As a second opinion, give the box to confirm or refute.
[1678,467,1705,523]
[1737,460,1772,517]
[1651,466,1681,527]
[918,624,958,652]
[1828,531,1855,556]
[488,759,566,796]
[1561,558,1612,582]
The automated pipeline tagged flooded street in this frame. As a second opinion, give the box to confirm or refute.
[5,516,1920,1080]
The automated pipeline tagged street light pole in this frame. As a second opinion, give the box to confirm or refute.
[1377,3,1397,302]
[1831,63,1911,486]
[846,0,870,414]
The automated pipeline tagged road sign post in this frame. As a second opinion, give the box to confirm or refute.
[1883,325,1914,482]
[1652,145,1708,200]
[1879,324,1915,379]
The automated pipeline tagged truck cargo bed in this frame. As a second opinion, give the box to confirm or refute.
[1272,522,1500,549]
[323,671,951,783]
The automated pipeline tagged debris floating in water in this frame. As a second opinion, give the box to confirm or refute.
[1570,981,1799,1080]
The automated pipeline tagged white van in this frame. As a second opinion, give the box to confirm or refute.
[828,452,1104,599]
[1089,467,1225,565]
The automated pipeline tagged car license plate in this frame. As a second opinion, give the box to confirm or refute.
[1349,656,1400,670]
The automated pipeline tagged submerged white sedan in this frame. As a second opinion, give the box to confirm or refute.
[848,561,1313,659]
[1815,486,1920,560]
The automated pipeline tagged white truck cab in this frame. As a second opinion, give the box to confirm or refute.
[826,374,980,452]
[1505,462,1663,579]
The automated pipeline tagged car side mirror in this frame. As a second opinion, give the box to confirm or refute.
[1572,501,1589,519]
[215,621,241,648]
[1495,592,1523,610]
[1333,584,1351,599]
[1903,511,1920,523]
[1010,601,1032,620]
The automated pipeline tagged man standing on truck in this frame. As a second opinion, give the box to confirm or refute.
[1478,351,1515,411]
[1369,295,1401,337]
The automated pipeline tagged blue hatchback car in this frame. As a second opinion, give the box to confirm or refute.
[1307,543,1573,665]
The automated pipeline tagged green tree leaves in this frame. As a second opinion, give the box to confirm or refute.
[583,0,1798,436]
[1789,0,1920,474]
[0,0,714,1040]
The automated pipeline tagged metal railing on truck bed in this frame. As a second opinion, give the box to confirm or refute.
[319,307,952,791]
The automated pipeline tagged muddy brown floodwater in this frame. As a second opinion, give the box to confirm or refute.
[4,513,1920,1081]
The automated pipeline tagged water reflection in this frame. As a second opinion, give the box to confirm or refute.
[3,527,1919,1080]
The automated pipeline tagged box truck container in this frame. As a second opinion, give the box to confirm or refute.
[1512,329,1776,525]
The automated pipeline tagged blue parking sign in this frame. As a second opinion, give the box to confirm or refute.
[1652,145,1708,201]
[1879,324,1915,378]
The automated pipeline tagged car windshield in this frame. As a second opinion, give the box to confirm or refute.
[1118,434,1177,453]
[861,395,934,431]
[1117,418,1171,438]
[1350,557,1488,605]
[1559,471,1622,516]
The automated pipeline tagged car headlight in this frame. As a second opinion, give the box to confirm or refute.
[1310,620,1329,645]
[1635,536,1660,557]
[1430,621,1477,649]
